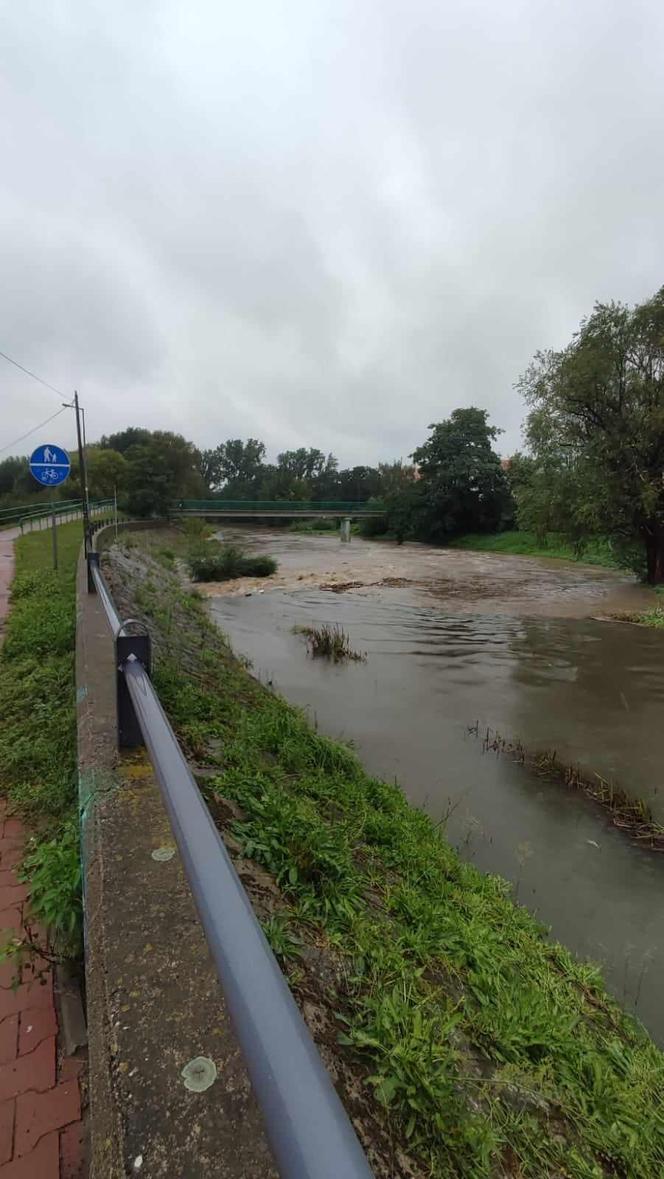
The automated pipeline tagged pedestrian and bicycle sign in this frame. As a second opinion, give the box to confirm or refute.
[29,444,71,487]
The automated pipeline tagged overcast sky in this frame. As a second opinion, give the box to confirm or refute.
[1,0,663,466]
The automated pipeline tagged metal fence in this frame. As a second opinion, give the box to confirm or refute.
[176,498,384,515]
[0,498,114,533]
[86,543,374,1179]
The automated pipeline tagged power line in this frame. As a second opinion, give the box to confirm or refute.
[0,348,66,401]
[0,406,69,458]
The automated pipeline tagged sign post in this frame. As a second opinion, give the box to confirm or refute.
[50,498,58,571]
[29,445,71,571]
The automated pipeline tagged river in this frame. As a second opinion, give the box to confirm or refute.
[205,529,664,1042]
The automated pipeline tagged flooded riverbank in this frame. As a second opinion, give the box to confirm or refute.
[205,529,664,1040]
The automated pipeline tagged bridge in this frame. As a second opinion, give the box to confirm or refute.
[175,498,384,518]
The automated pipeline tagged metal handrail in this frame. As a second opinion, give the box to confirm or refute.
[87,549,374,1179]
[176,498,383,514]
[88,557,122,634]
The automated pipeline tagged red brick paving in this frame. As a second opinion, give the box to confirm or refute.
[0,532,86,1176]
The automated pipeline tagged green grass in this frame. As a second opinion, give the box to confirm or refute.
[638,606,664,628]
[115,548,664,1178]
[449,531,619,568]
[618,587,664,630]
[0,520,83,958]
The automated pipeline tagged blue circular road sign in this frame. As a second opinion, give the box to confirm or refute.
[29,443,71,487]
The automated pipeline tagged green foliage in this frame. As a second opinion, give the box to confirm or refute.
[0,521,82,958]
[201,437,266,494]
[133,559,664,1178]
[122,430,205,517]
[180,517,212,540]
[85,446,128,498]
[449,531,619,568]
[20,824,82,956]
[618,587,664,629]
[187,543,277,581]
[358,503,389,537]
[412,408,513,542]
[518,287,664,583]
[260,913,302,961]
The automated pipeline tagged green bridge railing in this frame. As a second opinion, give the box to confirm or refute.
[176,499,384,514]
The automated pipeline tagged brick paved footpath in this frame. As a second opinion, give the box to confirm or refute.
[0,528,86,1177]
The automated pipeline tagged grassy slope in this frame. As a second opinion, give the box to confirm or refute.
[448,531,618,569]
[0,521,82,954]
[112,537,664,1179]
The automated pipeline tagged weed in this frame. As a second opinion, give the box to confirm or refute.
[295,623,366,663]
[261,913,303,961]
[20,823,82,957]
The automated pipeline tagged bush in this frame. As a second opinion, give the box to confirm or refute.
[188,544,277,582]
[181,517,212,540]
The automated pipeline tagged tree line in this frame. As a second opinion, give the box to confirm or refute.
[2,284,663,582]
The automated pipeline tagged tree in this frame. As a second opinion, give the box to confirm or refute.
[412,408,510,540]
[337,466,382,501]
[377,460,418,497]
[518,288,664,583]
[276,448,337,487]
[123,432,205,517]
[86,448,128,499]
[100,427,153,454]
[201,438,266,494]
[0,456,29,498]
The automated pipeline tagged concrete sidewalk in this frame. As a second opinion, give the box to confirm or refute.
[0,527,86,1177]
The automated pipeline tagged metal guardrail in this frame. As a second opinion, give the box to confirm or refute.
[86,546,374,1179]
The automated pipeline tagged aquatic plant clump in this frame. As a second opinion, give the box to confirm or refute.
[295,623,366,663]
[188,543,277,582]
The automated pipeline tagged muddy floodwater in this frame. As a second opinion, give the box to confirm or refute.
[206,530,664,1041]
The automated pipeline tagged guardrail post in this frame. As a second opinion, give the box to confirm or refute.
[87,550,100,593]
[116,640,151,748]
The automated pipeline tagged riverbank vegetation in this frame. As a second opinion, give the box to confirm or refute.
[449,531,619,568]
[103,541,664,1179]
[188,542,277,583]
[470,724,664,850]
[611,588,664,631]
[0,522,82,958]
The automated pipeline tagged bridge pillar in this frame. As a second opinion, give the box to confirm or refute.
[340,518,351,543]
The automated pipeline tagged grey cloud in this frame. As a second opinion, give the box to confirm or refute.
[1,0,663,465]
